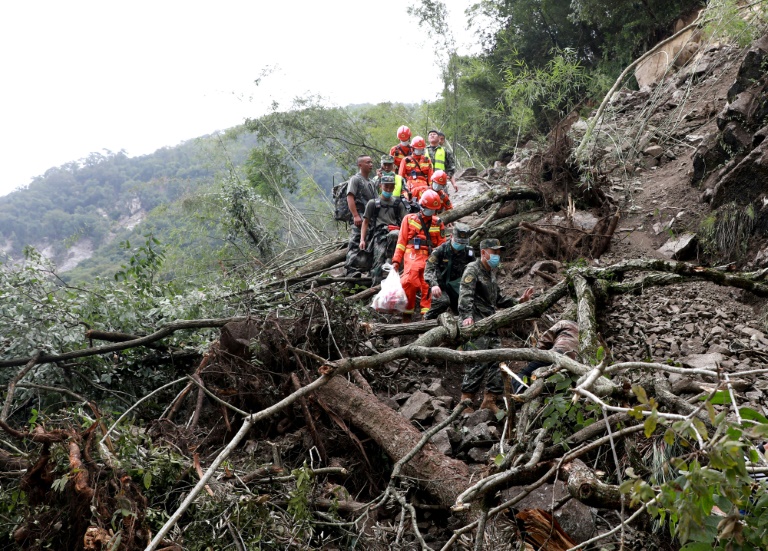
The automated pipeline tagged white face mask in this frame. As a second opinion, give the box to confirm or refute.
[400,140,410,146]
[413,148,425,155]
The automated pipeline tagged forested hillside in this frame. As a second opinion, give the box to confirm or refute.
[2,1,768,550]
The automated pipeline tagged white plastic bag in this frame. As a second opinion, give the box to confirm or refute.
[371,264,407,313]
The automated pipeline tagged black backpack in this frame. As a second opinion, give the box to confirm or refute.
[332,179,353,223]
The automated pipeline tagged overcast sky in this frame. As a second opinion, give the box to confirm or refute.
[0,1,477,197]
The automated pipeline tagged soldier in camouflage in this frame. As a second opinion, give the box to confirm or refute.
[344,155,378,276]
[423,222,474,319]
[458,238,534,414]
[359,175,408,286]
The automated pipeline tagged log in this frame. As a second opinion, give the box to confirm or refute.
[315,376,471,509]
[562,459,626,511]
[441,184,542,224]
[470,211,544,246]
[295,246,348,276]
[573,275,599,360]
[577,259,768,297]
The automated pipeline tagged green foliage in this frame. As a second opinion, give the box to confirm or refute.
[540,372,599,445]
[702,0,768,47]
[698,202,755,263]
[502,47,591,136]
[623,391,768,550]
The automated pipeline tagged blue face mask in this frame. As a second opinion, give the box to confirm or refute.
[381,190,393,199]
[422,208,435,217]
[488,254,501,268]
[451,241,465,251]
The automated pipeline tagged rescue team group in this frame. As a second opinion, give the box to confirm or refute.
[341,126,579,414]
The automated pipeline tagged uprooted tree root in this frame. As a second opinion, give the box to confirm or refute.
[3,422,153,551]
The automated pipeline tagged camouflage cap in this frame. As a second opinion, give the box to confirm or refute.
[452,222,471,244]
[380,174,396,185]
[381,154,395,164]
[479,238,505,250]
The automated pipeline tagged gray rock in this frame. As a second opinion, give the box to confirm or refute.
[456,167,478,179]
[682,353,725,370]
[464,422,499,443]
[463,408,494,428]
[430,428,453,456]
[530,260,562,276]
[502,481,595,543]
[434,395,454,409]
[399,391,435,422]
[741,327,767,344]
[707,344,732,356]
[422,379,448,397]
[657,233,697,260]
[391,392,411,405]
[467,447,489,462]
[644,145,664,158]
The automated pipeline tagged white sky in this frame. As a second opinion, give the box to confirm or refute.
[0,1,476,197]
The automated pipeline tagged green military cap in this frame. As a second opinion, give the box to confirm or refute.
[479,238,505,250]
[381,154,395,164]
[380,174,396,184]
[452,222,471,244]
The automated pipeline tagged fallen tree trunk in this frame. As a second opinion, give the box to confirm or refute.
[441,185,542,224]
[295,246,347,276]
[470,211,544,246]
[315,376,471,509]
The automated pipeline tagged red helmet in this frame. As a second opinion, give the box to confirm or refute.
[431,170,448,186]
[411,135,426,149]
[419,189,441,210]
[397,125,411,141]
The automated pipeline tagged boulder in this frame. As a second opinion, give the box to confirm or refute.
[455,167,477,179]
[430,428,453,456]
[422,379,448,397]
[530,260,562,276]
[399,391,435,422]
[502,481,596,543]
[657,233,697,260]
[712,138,768,207]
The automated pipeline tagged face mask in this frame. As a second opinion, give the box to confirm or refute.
[422,208,435,217]
[488,254,501,269]
[381,190,393,199]
[432,183,444,191]
[451,241,465,251]
[413,148,425,155]
[400,140,410,146]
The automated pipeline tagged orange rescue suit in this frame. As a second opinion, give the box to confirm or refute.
[398,155,433,200]
[392,212,446,315]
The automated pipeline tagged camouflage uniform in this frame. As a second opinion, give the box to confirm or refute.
[362,196,408,285]
[344,172,377,274]
[423,240,475,319]
[458,259,520,395]
[513,320,580,392]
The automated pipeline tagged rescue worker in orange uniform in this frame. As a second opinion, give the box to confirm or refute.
[398,136,433,203]
[391,190,446,322]
[430,169,453,214]
[390,125,413,198]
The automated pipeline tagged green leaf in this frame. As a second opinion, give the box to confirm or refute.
[705,390,732,405]
[632,384,648,405]
[644,414,657,438]
[595,346,605,362]
[143,471,152,490]
[739,407,768,424]
[494,454,505,467]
